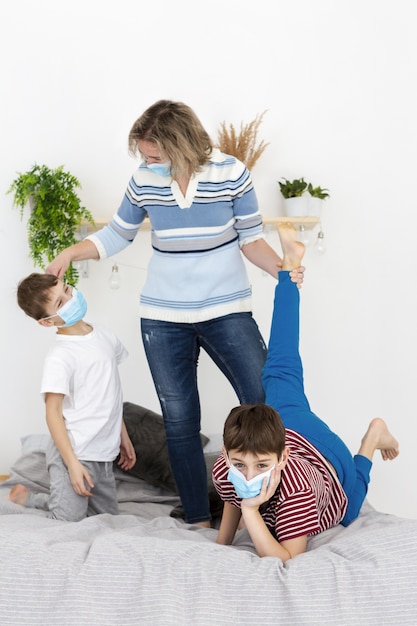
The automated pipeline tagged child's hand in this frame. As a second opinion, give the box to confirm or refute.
[68,460,94,497]
[118,439,136,470]
[240,466,281,511]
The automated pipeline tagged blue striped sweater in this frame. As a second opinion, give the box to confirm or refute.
[87,149,265,323]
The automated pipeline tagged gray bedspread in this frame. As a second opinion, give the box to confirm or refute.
[0,450,416,625]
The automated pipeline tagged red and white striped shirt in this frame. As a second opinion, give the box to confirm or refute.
[212,429,348,542]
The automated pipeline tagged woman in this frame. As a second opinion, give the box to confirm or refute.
[47,100,302,526]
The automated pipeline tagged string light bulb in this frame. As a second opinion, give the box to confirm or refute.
[314,230,326,254]
[109,263,121,289]
[298,224,310,246]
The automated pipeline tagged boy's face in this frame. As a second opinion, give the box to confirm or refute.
[224,448,288,481]
[40,280,74,325]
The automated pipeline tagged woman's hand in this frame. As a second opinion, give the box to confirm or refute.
[46,239,100,278]
[46,250,73,279]
[289,265,305,289]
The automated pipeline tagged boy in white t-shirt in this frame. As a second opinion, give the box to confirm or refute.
[8,272,136,521]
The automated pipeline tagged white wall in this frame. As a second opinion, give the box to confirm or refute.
[1,0,416,518]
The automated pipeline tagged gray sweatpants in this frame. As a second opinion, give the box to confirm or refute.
[27,440,119,521]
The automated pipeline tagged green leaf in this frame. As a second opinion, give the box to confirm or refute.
[307,182,330,199]
[8,164,95,286]
[278,177,308,198]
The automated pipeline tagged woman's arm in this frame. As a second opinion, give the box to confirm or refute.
[241,238,305,286]
[216,501,242,545]
[46,239,100,280]
[241,238,282,279]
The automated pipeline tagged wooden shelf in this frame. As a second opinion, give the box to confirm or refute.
[263,216,319,231]
[84,216,319,233]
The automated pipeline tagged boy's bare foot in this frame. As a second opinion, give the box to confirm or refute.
[277,222,305,270]
[358,417,399,462]
[7,484,29,506]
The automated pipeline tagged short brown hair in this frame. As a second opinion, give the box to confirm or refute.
[128,100,213,177]
[17,273,59,320]
[223,404,286,456]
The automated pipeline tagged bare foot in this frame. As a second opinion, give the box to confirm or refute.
[277,222,305,270]
[7,484,29,506]
[358,417,399,462]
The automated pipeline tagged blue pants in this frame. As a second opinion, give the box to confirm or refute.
[141,312,267,524]
[261,272,371,526]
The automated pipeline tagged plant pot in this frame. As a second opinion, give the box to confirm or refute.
[308,196,323,218]
[283,196,309,217]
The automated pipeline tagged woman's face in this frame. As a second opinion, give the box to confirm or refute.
[137,140,167,165]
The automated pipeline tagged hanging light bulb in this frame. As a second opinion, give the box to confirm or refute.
[314,230,326,254]
[73,260,89,278]
[298,224,310,246]
[109,263,120,289]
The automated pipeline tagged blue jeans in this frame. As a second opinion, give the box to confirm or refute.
[262,272,372,526]
[141,312,267,523]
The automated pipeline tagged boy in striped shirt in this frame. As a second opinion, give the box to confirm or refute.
[212,222,399,561]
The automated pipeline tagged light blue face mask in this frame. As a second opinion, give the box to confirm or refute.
[43,287,88,327]
[146,162,171,177]
[227,463,274,499]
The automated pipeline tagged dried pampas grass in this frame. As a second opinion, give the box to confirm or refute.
[216,110,269,170]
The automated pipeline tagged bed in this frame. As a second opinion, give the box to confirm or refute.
[1,403,417,626]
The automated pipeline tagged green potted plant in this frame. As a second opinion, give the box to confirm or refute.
[307,183,330,218]
[8,163,95,285]
[278,177,308,198]
[278,177,330,217]
[307,183,330,199]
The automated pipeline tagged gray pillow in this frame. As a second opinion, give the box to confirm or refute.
[120,401,208,492]
[8,451,50,492]
[120,402,223,519]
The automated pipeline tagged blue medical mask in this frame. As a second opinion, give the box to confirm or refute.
[43,287,87,327]
[146,162,171,177]
[227,463,274,499]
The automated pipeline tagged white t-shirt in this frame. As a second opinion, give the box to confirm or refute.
[40,324,128,462]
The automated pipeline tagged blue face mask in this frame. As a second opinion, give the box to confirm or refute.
[57,287,87,327]
[43,287,88,327]
[227,463,274,499]
[146,162,171,177]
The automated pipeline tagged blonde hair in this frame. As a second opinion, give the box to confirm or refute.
[128,100,213,177]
